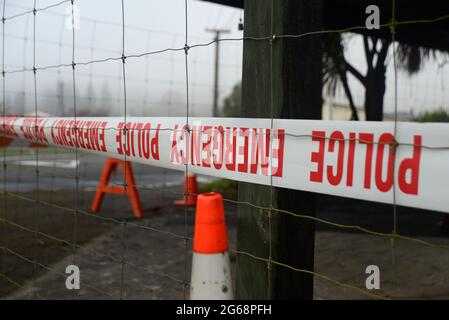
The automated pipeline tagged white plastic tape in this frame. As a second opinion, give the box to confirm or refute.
[1,116,448,213]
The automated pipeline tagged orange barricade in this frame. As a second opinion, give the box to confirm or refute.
[91,157,143,218]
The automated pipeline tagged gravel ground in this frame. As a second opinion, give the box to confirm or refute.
[1,179,449,299]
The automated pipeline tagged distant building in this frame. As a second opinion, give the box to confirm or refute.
[383,111,412,122]
[322,101,411,121]
[322,101,365,121]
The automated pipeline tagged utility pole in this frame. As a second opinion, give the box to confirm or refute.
[206,28,230,117]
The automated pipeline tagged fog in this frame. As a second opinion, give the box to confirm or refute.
[1,0,448,119]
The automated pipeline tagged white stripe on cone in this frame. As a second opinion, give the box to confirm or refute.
[190,252,233,300]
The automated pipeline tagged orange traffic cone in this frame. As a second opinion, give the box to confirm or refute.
[190,192,233,299]
[174,174,198,207]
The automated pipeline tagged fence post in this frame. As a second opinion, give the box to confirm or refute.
[237,0,322,299]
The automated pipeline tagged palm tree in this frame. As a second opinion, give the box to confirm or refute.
[323,33,443,121]
[322,33,359,120]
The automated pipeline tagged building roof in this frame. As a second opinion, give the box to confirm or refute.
[200,0,449,51]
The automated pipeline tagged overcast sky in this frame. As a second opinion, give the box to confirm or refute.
[1,0,448,118]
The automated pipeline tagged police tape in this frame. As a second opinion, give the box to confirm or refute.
[1,116,448,213]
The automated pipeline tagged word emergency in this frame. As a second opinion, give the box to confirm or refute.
[170,124,285,177]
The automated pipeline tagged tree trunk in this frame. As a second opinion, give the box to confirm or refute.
[364,66,386,121]
[236,0,322,300]
[363,37,390,122]
[340,71,359,120]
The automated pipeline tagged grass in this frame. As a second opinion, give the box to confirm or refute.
[413,108,449,122]
[199,178,238,200]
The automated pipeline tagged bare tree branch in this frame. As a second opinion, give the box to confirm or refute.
[363,35,374,71]
[345,61,366,86]
[375,39,391,70]
[339,70,359,120]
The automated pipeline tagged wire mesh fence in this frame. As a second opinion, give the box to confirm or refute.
[1,0,449,300]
